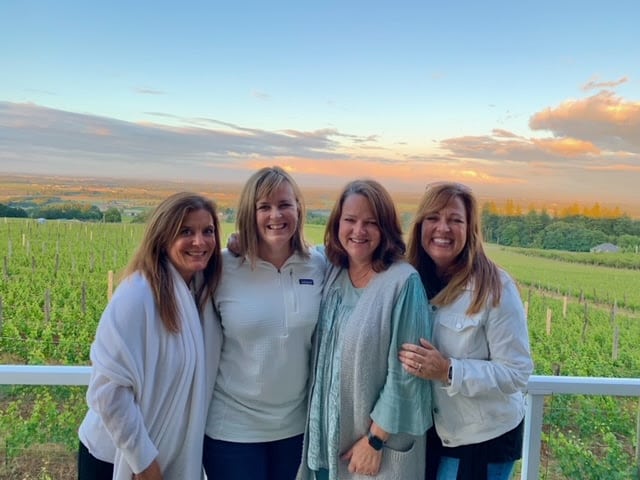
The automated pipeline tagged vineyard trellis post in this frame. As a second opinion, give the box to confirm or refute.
[581,303,589,342]
[636,401,640,479]
[108,271,114,301]
[44,289,51,324]
[81,282,87,314]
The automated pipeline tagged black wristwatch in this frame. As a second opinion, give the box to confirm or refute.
[367,431,385,451]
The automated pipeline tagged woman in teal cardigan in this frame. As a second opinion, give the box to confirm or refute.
[297,179,433,480]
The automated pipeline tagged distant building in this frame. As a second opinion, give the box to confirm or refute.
[590,243,620,253]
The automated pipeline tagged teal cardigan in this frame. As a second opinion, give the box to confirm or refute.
[297,261,433,480]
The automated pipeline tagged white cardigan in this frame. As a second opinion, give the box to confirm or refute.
[79,265,222,479]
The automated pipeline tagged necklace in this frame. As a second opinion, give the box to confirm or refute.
[349,266,374,287]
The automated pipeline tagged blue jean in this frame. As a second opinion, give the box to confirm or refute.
[202,434,303,480]
[437,456,515,480]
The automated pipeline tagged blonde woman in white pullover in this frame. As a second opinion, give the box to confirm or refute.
[203,166,326,480]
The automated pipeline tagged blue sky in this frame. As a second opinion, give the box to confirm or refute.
[1,1,639,211]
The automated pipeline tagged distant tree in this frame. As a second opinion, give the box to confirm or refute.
[504,199,519,216]
[560,203,582,217]
[222,207,236,223]
[0,203,28,218]
[540,222,607,252]
[499,221,523,247]
[482,207,640,250]
[616,234,640,252]
[103,207,122,223]
[131,209,152,224]
[481,206,501,243]
[32,203,103,221]
[539,209,552,227]
[306,211,329,225]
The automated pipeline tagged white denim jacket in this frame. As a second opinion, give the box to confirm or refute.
[431,269,533,447]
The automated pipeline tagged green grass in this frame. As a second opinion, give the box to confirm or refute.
[486,244,640,311]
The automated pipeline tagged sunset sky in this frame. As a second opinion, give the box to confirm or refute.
[1,1,639,212]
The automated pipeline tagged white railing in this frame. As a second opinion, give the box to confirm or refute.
[521,374,640,480]
[2,366,640,480]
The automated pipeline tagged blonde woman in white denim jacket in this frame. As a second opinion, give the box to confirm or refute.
[399,182,533,480]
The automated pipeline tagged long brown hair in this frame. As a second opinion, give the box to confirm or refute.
[324,179,405,271]
[236,166,309,267]
[123,192,222,332]
[406,182,501,314]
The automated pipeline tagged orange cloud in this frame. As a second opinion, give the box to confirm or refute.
[87,126,112,136]
[533,137,600,156]
[237,155,527,193]
[585,163,640,172]
[529,90,640,152]
[530,90,640,126]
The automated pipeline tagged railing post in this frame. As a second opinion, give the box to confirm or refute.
[521,392,544,480]
[636,398,640,478]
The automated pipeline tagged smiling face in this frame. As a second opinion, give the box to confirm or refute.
[338,193,381,267]
[167,208,216,283]
[255,181,299,255]
[420,195,468,273]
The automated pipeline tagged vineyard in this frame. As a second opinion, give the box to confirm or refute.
[1,218,639,479]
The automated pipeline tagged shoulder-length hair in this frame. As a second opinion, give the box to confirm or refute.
[406,182,501,314]
[123,192,222,333]
[236,166,309,267]
[324,179,405,271]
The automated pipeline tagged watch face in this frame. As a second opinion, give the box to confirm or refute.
[367,433,384,450]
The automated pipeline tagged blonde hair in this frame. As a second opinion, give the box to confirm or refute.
[123,192,222,332]
[324,179,405,271]
[236,166,309,267]
[406,182,501,314]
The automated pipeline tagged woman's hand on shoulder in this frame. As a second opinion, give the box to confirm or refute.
[399,338,450,383]
[226,232,241,256]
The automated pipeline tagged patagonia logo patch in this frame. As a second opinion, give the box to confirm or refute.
[299,278,314,285]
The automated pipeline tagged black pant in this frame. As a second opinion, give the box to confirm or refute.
[77,440,114,480]
[203,433,304,480]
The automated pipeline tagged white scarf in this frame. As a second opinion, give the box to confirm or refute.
[90,264,220,479]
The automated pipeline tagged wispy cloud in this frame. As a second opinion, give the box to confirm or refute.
[133,87,166,95]
[251,90,271,100]
[581,76,628,91]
